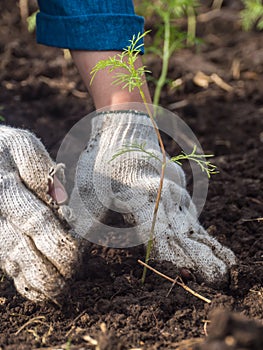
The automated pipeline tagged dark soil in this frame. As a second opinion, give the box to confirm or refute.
[0,1,262,349]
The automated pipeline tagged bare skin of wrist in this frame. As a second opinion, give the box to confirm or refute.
[71,50,152,110]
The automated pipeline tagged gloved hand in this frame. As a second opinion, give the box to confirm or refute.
[0,126,79,302]
[70,111,236,285]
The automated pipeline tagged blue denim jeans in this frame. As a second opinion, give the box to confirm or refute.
[36,0,144,52]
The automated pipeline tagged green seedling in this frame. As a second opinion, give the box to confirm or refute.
[91,32,167,283]
[91,32,217,283]
[0,106,5,122]
[170,145,218,178]
[112,143,218,179]
[91,31,151,97]
[136,0,199,107]
[0,274,5,283]
[241,0,263,30]
[26,10,39,33]
[66,339,71,350]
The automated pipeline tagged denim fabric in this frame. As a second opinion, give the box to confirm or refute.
[36,0,144,52]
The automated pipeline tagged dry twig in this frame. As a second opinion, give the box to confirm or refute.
[15,315,53,344]
[138,260,211,304]
[170,337,204,348]
[240,217,263,223]
[15,316,46,335]
[65,308,88,337]
[202,319,211,336]
[193,71,233,92]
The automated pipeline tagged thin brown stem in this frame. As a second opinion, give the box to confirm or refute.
[138,260,212,304]
[139,88,167,284]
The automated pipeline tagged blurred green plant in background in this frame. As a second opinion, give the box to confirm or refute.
[241,0,263,30]
[136,0,199,106]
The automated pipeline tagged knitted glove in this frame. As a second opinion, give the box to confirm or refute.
[0,126,79,302]
[70,111,236,285]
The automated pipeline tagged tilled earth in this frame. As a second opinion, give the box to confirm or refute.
[0,1,262,349]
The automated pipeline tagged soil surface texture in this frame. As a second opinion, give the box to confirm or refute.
[0,1,262,349]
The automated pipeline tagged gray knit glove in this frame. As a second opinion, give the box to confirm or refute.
[0,126,79,302]
[70,111,236,286]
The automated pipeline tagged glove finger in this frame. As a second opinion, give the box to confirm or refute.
[0,126,63,206]
[163,182,236,284]
[0,171,79,279]
[0,217,67,302]
[183,225,236,268]
[152,216,233,285]
[163,180,236,268]
[68,144,110,239]
[172,230,233,284]
[125,177,235,285]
